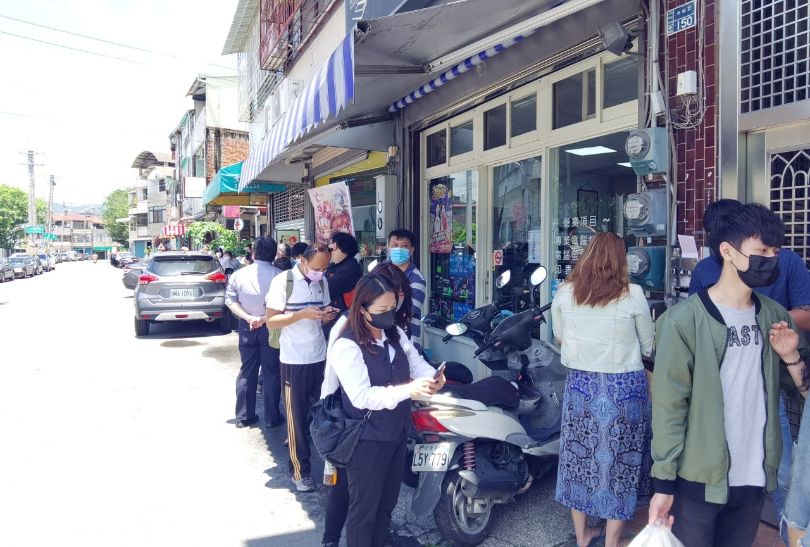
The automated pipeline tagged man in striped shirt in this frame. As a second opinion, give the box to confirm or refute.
[388,229,426,351]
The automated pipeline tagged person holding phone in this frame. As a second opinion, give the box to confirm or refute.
[328,274,444,547]
[319,261,416,547]
[266,243,337,493]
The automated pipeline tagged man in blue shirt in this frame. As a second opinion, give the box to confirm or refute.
[690,201,810,540]
[388,229,426,351]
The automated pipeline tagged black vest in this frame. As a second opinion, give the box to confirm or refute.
[340,328,411,442]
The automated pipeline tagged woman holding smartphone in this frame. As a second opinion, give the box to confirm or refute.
[328,274,444,547]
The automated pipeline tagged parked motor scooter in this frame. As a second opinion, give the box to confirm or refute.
[409,266,566,546]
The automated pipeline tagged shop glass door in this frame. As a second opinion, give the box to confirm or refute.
[491,156,542,313]
[427,169,478,324]
[550,131,637,296]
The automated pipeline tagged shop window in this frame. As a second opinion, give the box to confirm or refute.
[553,68,596,129]
[603,57,639,108]
[329,168,385,257]
[428,170,478,324]
[427,130,447,168]
[511,94,537,137]
[484,104,507,150]
[492,157,542,314]
[450,121,474,157]
[551,132,638,295]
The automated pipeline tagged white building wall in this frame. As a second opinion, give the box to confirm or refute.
[205,77,247,132]
[286,3,346,86]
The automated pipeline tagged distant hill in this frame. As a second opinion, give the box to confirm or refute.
[52,202,103,214]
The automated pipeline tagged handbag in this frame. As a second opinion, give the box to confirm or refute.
[309,389,371,468]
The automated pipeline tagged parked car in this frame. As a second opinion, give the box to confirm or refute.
[133,252,230,336]
[117,253,138,268]
[10,257,34,278]
[0,259,14,282]
[37,253,55,272]
[122,260,150,290]
[29,256,44,275]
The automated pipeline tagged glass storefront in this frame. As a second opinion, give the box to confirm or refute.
[328,168,385,257]
[492,157,542,313]
[550,132,638,296]
[418,50,642,354]
[427,170,478,323]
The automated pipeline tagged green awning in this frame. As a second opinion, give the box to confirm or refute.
[202,161,286,207]
[93,246,112,251]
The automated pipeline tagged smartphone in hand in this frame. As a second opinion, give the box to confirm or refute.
[433,361,447,381]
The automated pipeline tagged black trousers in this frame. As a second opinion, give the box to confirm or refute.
[235,321,282,425]
[281,360,324,481]
[345,439,405,547]
[323,467,350,544]
[672,485,765,547]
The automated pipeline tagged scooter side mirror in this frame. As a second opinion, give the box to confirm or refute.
[445,323,467,336]
[495,270,511,288]
[530,266,548,286]
[367,259,379,272]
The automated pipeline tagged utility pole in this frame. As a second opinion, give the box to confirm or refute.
[20,150,44,249]
[47,175,56,243]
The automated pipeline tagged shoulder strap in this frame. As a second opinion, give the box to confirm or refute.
[284,269,294,307]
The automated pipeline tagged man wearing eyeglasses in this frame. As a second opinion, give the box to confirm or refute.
[266,243,339,492]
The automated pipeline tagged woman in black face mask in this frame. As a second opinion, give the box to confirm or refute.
[327,274,445,547]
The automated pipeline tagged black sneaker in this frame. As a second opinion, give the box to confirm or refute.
[236,417,259,428]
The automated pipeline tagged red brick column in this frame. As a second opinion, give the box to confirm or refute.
[662,0,718,246]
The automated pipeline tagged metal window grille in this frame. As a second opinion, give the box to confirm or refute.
[740,0,810,114]
[259,0,327,72]
[237,20,282,123]
[770,148,810,269]
[272,187,305,225]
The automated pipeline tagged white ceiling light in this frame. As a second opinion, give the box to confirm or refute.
[565,146,617,156]
[617,162,632,167]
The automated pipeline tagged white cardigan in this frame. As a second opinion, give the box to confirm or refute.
[551,282,655,374]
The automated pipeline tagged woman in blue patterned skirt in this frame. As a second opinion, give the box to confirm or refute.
[551,232,655,547]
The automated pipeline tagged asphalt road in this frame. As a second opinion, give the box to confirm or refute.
[0,261,578,547]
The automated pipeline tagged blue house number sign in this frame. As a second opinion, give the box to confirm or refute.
[667,1,697,36]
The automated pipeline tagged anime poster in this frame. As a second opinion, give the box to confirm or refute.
[308,182,354,244]
[429,181,453,253]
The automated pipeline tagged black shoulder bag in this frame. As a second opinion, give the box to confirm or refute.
[309,388,370,468]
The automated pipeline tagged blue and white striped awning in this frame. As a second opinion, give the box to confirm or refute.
[239,35,355,191]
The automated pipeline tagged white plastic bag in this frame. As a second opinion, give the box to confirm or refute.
[627,522,685,547]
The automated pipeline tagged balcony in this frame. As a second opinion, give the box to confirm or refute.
[259,0,328,71]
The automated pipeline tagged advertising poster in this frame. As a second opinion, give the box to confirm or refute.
[308,181,354,244]
[429,181,453,253]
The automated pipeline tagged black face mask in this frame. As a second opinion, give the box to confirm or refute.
[733,249,780,288]
[366,309,396,330]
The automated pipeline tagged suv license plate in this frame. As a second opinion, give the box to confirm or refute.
[412,442,454,472]
[170,289,195,298]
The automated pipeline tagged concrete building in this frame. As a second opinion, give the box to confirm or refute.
[52,213,112,257]
[129,151,176,257]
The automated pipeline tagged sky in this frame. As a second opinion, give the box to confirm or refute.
[0,0,238,208]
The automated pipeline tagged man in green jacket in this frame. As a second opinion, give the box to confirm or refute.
[649,203,809,547]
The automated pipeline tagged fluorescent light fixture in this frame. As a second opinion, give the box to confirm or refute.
[617,162,632,167]
[427,0,605,73]
[565,146,617,156]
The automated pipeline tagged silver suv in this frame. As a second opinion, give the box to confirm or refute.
[133,251,230,336]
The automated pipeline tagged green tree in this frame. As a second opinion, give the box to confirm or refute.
[0,185,29,251]
[187,221,249,255]
[101,189,131,246]
[36,199,47,226]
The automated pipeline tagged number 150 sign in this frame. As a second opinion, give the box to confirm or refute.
[667,0,697,36]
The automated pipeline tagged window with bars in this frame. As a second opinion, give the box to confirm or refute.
[272,187,305,225]
[740,0,810,114]
[770,148,810,269]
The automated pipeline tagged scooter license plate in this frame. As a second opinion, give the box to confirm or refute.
[411,443,454,472]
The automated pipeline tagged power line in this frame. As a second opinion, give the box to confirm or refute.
[0,13,235,71]
[0,12,177,57]
[0,29,145,64]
